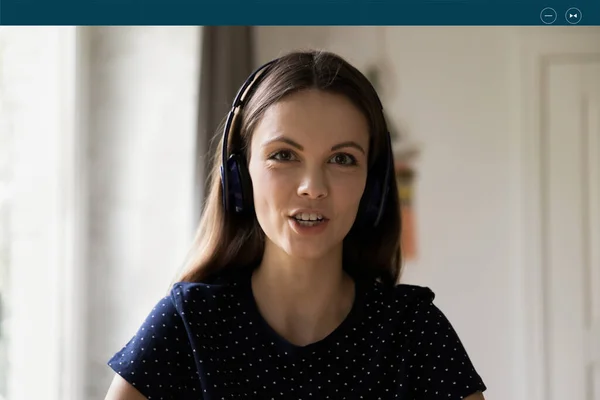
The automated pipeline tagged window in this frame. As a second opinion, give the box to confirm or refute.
[0,27,85,400]
[0,32,13,400]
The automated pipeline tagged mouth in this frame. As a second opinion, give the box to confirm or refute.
[288,211,328,227]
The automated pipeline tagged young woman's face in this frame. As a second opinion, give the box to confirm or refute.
[248,89,370,262]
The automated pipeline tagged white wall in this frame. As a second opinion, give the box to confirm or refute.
[85,27,201,399]
[254,26,522,400]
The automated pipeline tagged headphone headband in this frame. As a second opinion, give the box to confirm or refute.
[221,60,277,213]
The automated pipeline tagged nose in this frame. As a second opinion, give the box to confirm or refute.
[297,168,328,199]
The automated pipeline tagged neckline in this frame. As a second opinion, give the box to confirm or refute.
[238,265,367,357]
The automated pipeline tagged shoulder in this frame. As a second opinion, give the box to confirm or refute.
[359,279,440,334]
[383,284,488,398]
[368,280,436,316]
[392,283,436,305]
[386,283,461,340]
[170,267,247,306]
[367,281,475,355]
[167,267,251,328]
[392,283,441,325]
[107,291,203,398]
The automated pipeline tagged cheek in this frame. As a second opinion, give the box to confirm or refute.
[331,174,367,211]
[250,167,292,214]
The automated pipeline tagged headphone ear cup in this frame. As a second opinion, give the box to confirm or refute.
[236,155,254,212]
[358,132,394,228]
[357,176,381,228]
[226,154,253,214]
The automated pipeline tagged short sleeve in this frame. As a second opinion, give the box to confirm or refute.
[406,299,487,399]
[107,294,202,400]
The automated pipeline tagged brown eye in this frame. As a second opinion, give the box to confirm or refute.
[329,153,357,166]
[269,150,296,161]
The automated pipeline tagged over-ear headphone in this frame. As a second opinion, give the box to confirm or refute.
[220,57,394,229]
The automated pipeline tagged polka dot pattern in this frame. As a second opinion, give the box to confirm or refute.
[108,267,486,399]
[108,297,202,399]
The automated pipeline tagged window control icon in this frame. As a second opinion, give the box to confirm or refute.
[565,7,582,24]
[540,7,558,24]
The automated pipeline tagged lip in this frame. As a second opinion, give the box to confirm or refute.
[288,216,330,235]
[288,209,330,220]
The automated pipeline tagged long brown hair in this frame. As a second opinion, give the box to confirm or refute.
[178,50,402,286]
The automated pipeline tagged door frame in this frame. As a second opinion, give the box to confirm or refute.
[511,26,600,400]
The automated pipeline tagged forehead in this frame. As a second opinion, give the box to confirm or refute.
[252,89,370,149]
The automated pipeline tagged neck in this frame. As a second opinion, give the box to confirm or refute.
[257,241,346,292]
[250,241,355,346]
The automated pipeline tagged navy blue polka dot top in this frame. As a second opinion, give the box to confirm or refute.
[108,266,487,399]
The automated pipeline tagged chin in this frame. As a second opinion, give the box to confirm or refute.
[284,241,340,261]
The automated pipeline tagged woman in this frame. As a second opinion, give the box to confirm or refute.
[105,50,487,400]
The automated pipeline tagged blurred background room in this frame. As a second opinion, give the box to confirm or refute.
[0,25,599,400]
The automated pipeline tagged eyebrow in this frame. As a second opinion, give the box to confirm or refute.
[264,135,366,155]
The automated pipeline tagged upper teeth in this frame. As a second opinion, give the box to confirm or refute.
[294,213,323,221]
